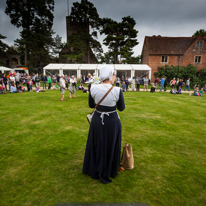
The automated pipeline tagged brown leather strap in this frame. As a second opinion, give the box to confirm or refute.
[94,86,114,110]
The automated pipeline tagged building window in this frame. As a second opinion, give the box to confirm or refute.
[195,55,202,63]
[196,41,203,48]
[161,56,168,62]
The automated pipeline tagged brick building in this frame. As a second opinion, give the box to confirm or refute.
[141,35,206,81]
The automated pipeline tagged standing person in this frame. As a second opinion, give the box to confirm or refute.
[60,75,66,101]
[15,74,20,87]
[52,75,57,89]
[178,79,182,91]
[65,75,69,90]
[160,77,165,92]
[164,77,167,91]
[69,75,76,98]
[144,76,149,91]
[83,66,125,184]
[121,81,127,92]
[82,75,86,84]
[184,78,190,91]
[176,78,180,91]
[202,85,206,94]
[57,74,61,86]
[136,76,140,91]
[116,77,120,87]
[28,79,33,92]
[25,74,30,91]
[2,73,8,91]
[125,77,129,91]
[35,74,40,88]
[10,74,15,86]
[41,74,47,89]
[155,77,159,90]
[170,78,176,88]
[131,76,136,91]
[48,76,52,89]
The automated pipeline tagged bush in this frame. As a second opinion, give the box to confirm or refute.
[154,64,206,87]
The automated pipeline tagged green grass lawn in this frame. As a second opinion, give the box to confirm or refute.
[0,90,206,206]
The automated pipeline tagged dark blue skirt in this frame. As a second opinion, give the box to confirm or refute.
[83,110,122,184]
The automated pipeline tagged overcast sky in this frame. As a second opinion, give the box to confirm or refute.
[0,0,206,56]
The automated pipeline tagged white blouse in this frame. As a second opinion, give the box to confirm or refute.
[90,83,121,107]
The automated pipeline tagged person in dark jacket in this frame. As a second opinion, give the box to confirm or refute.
[41,74,47,89]
[164,77,167,91]
[2,73,8,91]
[57,74,61,86]
[35,75,40,88]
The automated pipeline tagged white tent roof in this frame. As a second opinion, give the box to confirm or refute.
[43,64,151,71]
[62,64,82,70]
[43,64,65,70]
[131,64,151,70]
[0,66,13,72]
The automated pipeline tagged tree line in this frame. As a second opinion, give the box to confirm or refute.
[0,0,140,72]
[0,0,206,73]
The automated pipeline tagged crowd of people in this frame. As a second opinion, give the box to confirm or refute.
[0,71,205,97]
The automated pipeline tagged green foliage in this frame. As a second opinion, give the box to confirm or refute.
[5,0,55,67]
[0,33,9,56]
[198,68,206,87]
[154,64,198,85]
[192,29,206,37]
[70,0,99,27]
[99,16,138,63]
[68,0,102,62]
[62,33,87,63]
[51,34,65,57]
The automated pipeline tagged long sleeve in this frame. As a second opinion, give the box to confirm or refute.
[116,89,125,111]
[88,93,95,108]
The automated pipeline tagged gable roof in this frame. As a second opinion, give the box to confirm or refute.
[143,35,206,55]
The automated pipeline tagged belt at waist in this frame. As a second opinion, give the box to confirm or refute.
[95,110,120,125]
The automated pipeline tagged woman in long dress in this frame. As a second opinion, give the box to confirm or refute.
[83,66,125,184]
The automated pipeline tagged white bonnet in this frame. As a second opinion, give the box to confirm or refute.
[99,66,114,82]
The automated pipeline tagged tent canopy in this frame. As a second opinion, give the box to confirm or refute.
[44,64,151,71]
[43,64,152,79]
[0,66,12,72]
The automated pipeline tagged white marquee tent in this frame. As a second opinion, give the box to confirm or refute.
[43,64,152,79]
[0,66,13,73]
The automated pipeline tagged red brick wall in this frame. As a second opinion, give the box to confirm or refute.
[148,55,181,81]
[146,37,206,82]
[182,37,206,69]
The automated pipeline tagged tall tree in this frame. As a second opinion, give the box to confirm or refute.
[5,0,54,64]
[100,16,138,64]
[0,34,9,55]
[192,29,206,37]
[61,33,87,63]
[68,0,102,63]
[51,35,65,57]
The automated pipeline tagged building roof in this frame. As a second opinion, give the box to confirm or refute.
[143,35,206,55]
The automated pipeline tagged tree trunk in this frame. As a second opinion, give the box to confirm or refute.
[25,47,28,64]
[87,22,90,63]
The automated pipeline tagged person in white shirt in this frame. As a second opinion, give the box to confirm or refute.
[60,75,66,101]
[69,75,76,98]
[83,66,125,184]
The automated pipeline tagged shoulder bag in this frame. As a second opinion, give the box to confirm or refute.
[86,86,114,124]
